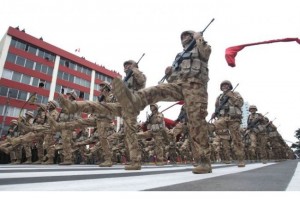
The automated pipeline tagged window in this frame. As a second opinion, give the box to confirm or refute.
[2,69,13,79]
[17,90,27,101]
[69,74,74,82]
[63,73,69,81]
[57,71,63,79]
[16,56,25,66]
[35,63,42,71]
[39,80,45,88]
[21,74,31,84]
[45,82,51,90]
[16,41,26,50]
[25,59,34,69]
[28,46,37,55]
[12,72,22,82]
[9,89,18,99]
[79,91,84,99]
[0,87,8,96]
[47,67,53,75]
[32,77,39,87]
[10,39,17,47]
[41,65,48,74]
[6,53,16,64]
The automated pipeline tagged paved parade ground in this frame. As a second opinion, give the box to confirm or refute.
[0,159,299,192]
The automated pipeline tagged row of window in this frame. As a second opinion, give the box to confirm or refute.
[95,71,113,83]
[0,105,31,119]
[10,38,114,84]
[60,57,92,76]
[2,69,51,90]
[57,70,91,88]
[0,86,48,104]
[10,38,56,62]
[6,53,53,76]
[55,84,90,101]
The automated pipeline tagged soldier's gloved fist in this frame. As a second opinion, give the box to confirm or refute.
[193,32,203,41]
[225,91,235,98]
[165,66,172,76]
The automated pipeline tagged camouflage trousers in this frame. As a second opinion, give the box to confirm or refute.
[136,81,211,162]
[61,129,73,162]
[137,130,165,162]
[256,133,268,160]
[66,101,141,163]
[212,134,231,162]
[96,120,112,161]
[214,117,245,160]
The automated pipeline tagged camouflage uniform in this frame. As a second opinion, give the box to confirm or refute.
[2,120,20,163]
[266,122,283,161]
[137,104,167,165]
[212,80,245,167]
[20,111,35,164]
[42,101,60,164]
[246,105,267,163]
[112,31,212,174]
[59,90,80,165]
[57,61,146,170]
[32,104,47,164]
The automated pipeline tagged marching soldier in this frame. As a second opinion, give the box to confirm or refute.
[112,29,212,174]
[211,80,245,167]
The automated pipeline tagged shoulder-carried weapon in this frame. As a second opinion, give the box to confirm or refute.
[209,83,239,122]
[158,18,215,84]
[123,53,145,83]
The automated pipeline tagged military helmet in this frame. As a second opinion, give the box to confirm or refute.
[123,60,138,68]
[220,80,233,90]
[66,90,78,100]
[150,104,159,110]
[180,30,195,47]
[180,30,195,40]
[264,117,269,123]
[25,111,34,118]
[48,100,58,108]
[99,82,111,92]
[10,119,18,125]
[37,104,47,111]
[249,105,257,111]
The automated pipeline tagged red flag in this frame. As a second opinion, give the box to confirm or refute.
[164,117,176,129]
[177,100,184,105]
[225,38,300,67]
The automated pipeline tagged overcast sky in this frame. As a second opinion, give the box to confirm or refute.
[1,0,300,145]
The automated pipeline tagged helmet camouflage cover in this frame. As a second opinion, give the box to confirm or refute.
[66,90,78,100]
[220,80,233,90]
[123,60,138,68]
[249,105,257,111]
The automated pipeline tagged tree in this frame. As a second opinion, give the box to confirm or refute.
[291,129,300,157]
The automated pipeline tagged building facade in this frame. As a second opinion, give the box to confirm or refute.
[241,101,250,128]
[0,26,121,137]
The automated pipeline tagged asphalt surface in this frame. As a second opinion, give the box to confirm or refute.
[0,159,299,191]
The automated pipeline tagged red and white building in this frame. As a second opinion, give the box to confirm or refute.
[0,26,121,137]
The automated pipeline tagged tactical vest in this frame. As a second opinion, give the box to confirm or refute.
[217,93,242,118]
[167,42,210,84]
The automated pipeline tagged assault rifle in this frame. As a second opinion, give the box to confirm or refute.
[209,83,239,122]
[123,53,145,83]
[243,112,269,139]
[158,18,215,84]
[265,117,276,128]
[247,112,269,130]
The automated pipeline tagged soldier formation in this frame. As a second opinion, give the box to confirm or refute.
[0,29,295,174]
